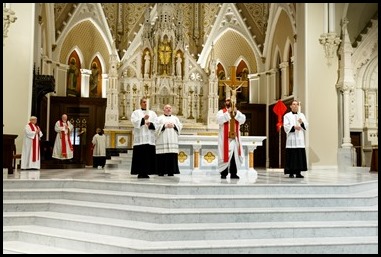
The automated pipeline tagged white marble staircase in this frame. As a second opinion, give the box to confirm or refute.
[3,179,378,254]
[105,152,132,170]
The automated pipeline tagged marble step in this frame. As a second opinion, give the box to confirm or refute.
[108,157,131,164]
[3,226,378,254]
[105,153,132,168]
[3,199,378,223]
[2,241,88,254]
[3,212,378,241]
[3,188,378,208]
[3,179,377,195]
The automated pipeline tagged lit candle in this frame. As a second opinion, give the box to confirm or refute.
[146,98,149,111]
[298,102,301,113]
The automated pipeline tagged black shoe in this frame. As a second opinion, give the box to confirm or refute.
[289,174,295,178]
[295,174,304,178]
[221,175,227,179]
[137,175,150,179]
[158,173,164,176]
[230,175,240,179]
[167,174,174,176]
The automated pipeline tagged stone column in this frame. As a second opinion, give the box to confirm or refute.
[279,61,289,97]
[246,145,257,170]
[248,73,260,103]
[193,144,201,169]
[80,69,91,97]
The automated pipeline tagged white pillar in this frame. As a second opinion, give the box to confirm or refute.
[80,69,91,97]
[101,74,108,98]
[279,61,289,97]
[341,90,352,148]
[248,74,260,103]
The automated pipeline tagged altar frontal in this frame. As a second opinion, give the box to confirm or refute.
[178,135,266,176]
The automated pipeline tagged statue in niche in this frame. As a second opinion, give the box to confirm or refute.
[90,62,99,97]
[67,58,79,91]
[218,70,226,80]
[158,36,171,75]
[176,53,182,77]
[67,57,80,96]
[144,51,151,76]
[241,68,249,81]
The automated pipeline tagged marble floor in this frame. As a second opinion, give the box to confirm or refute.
[3,166,378,254]
[5,166,378,186]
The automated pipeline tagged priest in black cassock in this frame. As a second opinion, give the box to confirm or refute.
[283,100,309,178]
[155,104,183,176]
[130,97,158,178]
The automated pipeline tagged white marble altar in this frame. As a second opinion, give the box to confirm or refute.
[178,135,266,176]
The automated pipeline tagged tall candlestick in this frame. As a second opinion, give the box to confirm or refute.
[145,98,150,123]
[324,3,328,33]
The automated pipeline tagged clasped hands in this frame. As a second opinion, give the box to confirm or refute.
[165,122,175,128]
[295,118,303,130]
[144,114,151,126]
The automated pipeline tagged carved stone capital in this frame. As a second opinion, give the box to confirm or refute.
[3,7,17,46]
[319,32,341,65]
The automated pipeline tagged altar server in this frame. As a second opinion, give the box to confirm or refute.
[283,100,308,178]
[155,104,183,176]
[130,97,158,178]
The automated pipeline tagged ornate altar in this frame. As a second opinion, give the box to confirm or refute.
[104,3,220,140]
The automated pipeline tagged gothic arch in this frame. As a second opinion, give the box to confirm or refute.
[272,49,282,100]
[54,4,114,57]
[362,57,378,90]
[283,38,294,96]
[271,45,282,69]
[89,53,106,73]
[264,4,295,71]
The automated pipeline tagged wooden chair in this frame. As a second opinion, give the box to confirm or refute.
[12,144,22,172]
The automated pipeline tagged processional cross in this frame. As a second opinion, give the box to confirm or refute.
[219,66,248,138]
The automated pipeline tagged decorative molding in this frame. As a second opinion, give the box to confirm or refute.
[3,6,17,46]
[319,32,341,65]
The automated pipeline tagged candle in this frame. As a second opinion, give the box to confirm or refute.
[324,3,328,33]
[298,102,301,113]
[146,98,149,111]
[328,3,334,33]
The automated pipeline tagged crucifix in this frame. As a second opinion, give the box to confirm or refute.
[219,66,248,138]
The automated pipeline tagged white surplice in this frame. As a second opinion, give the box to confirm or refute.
[131,109,158,146]
[283,111,308,148]
[155,115,183,154]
